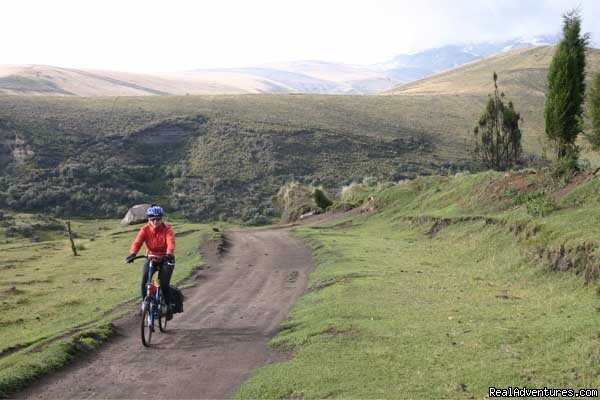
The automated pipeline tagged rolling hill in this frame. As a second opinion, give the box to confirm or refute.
[1,45,600,223]
[0,36,561,97]
[0,94,461,222]
[385,45,600,153]
[0,64,393,96]
[0,65,296,96]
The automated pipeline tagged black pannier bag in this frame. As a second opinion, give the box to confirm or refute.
[170,286,184,314]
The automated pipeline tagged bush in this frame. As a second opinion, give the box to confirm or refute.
[242,213,270,226]
[275,182,314,223]
[526,193,557,217]
[505,189,557,217]
[550,146,580,185]
[313,188,333,209]
[506,190,542,206]
[340,183,372,207]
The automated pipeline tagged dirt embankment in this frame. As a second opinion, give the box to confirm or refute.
[15,229,313,399]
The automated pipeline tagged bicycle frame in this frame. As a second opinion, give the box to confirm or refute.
[144,257,165,330]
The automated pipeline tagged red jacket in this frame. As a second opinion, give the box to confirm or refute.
[130,223,175,257]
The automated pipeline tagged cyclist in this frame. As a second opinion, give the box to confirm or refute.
[125,205,176,318]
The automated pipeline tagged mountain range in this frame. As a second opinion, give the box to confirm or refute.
[0,35,560,96]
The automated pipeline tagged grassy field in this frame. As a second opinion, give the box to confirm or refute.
[237,171,600,398]
[0,212,214,396]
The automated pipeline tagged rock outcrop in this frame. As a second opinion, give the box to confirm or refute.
[121,204,151,225]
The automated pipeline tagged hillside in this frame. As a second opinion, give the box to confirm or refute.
[385,45,600,154]
[376,34,558,83]
[0,37,563,97]
[2,47,600,222]
[386,46,600,96]
[238,170,600,397]
[0,65,294,96]
[0,94,469,222]
[0,64,395,96]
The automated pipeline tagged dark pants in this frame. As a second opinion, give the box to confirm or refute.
[141,259,174,304]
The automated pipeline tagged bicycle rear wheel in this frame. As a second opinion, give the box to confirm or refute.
[141,304,153,347]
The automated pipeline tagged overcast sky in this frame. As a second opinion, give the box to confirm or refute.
[1,0,598,72]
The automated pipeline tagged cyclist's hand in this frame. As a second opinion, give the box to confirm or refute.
[163,254,175,263]
[125,253,137,263]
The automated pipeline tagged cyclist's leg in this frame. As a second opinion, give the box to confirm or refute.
[141,259,150,301]
[159,261,174,306]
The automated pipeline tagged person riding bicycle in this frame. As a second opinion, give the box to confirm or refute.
[125,205,176,318]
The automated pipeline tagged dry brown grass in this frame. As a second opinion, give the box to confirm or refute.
[0,65,287,96]
[385,46,600,159]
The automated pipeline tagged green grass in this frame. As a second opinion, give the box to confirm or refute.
[0,324,114,398]
[237,171,600,398]
[0,212,214,396]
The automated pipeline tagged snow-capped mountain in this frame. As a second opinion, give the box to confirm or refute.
[375,34,559,84]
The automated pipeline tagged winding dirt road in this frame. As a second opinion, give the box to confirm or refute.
[16,228,313,399]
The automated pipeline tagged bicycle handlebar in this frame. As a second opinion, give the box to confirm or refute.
[127,254,174,264]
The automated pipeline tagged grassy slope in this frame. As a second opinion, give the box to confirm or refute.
[386,46,600,159]
[237,172,600,398]
[2,47,600,222]
[0,213,214,395]
[0,94,466,222]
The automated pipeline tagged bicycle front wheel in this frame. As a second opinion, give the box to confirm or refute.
[141,305,153,347]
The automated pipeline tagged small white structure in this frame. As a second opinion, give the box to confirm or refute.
[121,204,151,225]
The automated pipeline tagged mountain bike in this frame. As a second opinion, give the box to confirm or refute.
[129,254,173,347]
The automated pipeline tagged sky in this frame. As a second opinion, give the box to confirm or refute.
[1,0,598,72]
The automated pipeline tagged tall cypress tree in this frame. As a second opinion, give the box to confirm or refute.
[544,9,589,158]
[586,73,600,149]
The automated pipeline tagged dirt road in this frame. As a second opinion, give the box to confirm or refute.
[16,229,313,399]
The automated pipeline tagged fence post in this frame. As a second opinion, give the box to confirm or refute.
[67,221,78,256]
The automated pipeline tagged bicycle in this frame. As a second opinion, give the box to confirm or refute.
[129,254,173,347]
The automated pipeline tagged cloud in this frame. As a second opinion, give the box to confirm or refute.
[0,0,598,71]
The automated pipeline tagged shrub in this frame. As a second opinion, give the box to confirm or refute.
[276,182,313,223]
[313,188,333,209]
[473,72,522,170]
[340,183,372,207]
[525,193,557,217]
[550,146,580,185]
[242,213,270,226]
[5,225,35,238]
[505,190,557,217]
